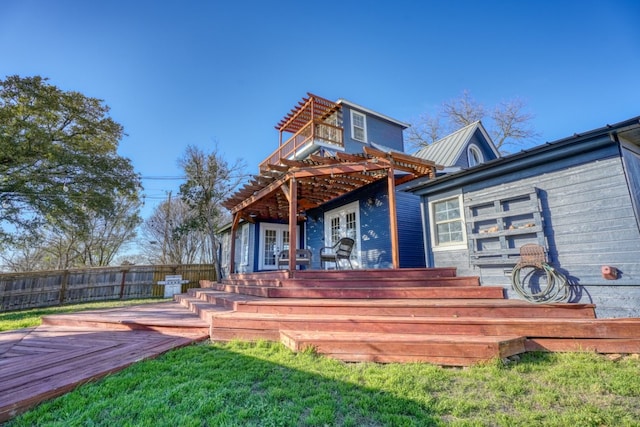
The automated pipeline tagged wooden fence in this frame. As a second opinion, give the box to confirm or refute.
[0,264,217,312]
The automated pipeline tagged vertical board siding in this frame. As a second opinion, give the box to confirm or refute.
[397,190,426,268]
[621,144,640,229]
[0,264,216,311]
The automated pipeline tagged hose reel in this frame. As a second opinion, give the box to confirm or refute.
[510,244,569,303]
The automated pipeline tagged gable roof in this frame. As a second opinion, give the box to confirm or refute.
[402,115,640,195]
[412,121,498,167]
[337,99,410,129]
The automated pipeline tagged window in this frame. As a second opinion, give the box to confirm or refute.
[350,110,367,142]
[468,145,483,167]
[324,201,361,266]
[430,196,466,250]
[259,224,293,270]
[239,223,249,266]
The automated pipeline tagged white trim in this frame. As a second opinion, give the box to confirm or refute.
[258,223,298,270]
[350,110,367,143]
[467,144,484,167]
[429,195,467,251]
[324,201,361,267]
[337,99,410,128]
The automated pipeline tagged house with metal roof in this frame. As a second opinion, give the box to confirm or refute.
[219,94,438,276]
[413,121,500,171]
[403,116,640,318]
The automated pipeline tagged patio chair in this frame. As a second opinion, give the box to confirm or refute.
[320,237,355,269]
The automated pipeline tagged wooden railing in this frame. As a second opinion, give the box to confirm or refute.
[260,121,344,171]
[0,264,217,311]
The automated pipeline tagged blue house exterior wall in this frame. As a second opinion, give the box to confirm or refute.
[455,133,498,169]
[410,133,640,318]
[621,143,640,230]
[305,180,425,269]
[341,104,405,154]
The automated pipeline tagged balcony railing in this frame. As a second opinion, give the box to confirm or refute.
[259,121,344,172]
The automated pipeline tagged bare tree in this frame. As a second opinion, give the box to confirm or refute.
[178,145,247,281]
[140,195,207,265]
[442,89,486,128]
[407,90,539,153]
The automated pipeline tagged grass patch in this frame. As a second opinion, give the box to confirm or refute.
[6,341,640,426]
[0,298,167,331]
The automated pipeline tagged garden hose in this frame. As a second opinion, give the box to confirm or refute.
[510,262,569,303]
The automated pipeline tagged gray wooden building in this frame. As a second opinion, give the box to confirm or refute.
[404,116,640,318]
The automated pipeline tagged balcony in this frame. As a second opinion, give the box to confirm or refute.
[258,93,344,172]
[259,120,344,172]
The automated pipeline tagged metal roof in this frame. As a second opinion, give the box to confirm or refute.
[412,121,483,166]
[402,116,640,194]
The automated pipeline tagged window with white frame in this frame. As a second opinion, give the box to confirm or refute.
[350,110,367,142]
[324,201,361,266]
[239,223,249,266]
[468,145,483,167]
[430,196,466,250]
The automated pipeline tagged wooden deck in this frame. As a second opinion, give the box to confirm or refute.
[3,267,640,423]
[189,268,640,365]
[0,302,209,423]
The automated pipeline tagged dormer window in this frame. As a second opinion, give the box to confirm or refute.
[350,110,367,142]
[468,144,483,167]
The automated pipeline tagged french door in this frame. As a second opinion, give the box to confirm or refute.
[259,224,297,270]
[324,201,360,267]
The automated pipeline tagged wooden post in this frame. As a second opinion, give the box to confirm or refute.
[59,269,69,304]
[288,177,298,272]
[119,269,128,300]
[229,213,240,276]
[387,166,400,269]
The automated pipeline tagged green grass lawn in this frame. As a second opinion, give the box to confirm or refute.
[5,340,640,427]
[3,303,640,426]
[0,298,167,331]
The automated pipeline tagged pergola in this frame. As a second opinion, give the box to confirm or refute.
[222,146,441,273]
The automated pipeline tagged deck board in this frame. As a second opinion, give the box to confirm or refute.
[0,303,209,423]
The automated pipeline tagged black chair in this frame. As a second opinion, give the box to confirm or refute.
[320,237,355,269]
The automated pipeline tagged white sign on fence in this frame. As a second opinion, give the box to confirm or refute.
[157,274,189,298]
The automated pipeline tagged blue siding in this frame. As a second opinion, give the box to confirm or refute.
[305,180,424,269]
[341,105,405,154]
[416,137,640,317]
[622,144,640,231]
[456,133,498,169]
[397,190,427,268]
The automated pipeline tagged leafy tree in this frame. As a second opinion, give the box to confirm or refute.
[178,145,247,280]
[406,90,539,153]
[0,195,141,271]
[0,75,142,239]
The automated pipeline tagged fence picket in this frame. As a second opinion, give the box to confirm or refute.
[0,264,216,311]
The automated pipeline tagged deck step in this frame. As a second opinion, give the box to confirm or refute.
[526,338,640,354]
[210,312,640,342]
[280,331,526,366]
[277,276,480,288]
[185,289,595,319]
[40,303,210,337]
[224,267,459,282]
[209,284,505,299]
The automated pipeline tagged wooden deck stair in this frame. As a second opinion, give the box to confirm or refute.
[180,268,640,366]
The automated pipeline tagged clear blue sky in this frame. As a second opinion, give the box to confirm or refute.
[2,0,639,218]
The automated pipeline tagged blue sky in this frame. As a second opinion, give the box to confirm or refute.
[2,0,639,218]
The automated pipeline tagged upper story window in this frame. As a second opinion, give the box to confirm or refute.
[468,144,483,167]
[350,110,367,142]
[429,195,467,250]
